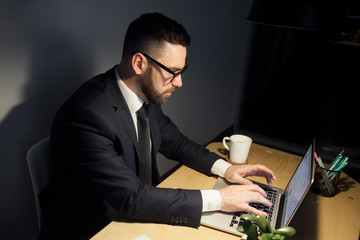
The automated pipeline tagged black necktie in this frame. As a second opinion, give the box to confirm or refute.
[136,103,152,185]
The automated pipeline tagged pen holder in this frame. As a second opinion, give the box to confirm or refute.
[311,162,341,197]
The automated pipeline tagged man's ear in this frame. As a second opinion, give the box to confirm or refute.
[131,53,147,75]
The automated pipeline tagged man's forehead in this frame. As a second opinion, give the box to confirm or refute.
[158,42,187,66]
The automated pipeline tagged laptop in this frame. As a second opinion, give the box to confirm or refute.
[201,142,315,236]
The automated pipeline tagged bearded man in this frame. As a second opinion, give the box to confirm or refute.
[39,12,276,240]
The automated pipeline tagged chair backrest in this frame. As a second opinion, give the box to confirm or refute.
[27,137,53,229]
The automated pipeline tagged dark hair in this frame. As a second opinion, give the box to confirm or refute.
[122,12,191,60]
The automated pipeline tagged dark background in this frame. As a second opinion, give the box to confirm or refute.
[234,1,360,181]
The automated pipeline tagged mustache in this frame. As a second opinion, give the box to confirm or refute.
[165,87,176,93]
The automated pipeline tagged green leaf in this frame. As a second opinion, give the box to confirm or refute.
[272,233,283,240]
[255,215,268,232]
[237,225,245,233]
[243,220,258,240]
[274,226,296,237]
[266,219,273,233]
[259,233,273,240]
[241,214,256,221]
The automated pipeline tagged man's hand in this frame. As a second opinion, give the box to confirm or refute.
[218,164,277,215]
[224,164,276,185]
[218,184,272,216]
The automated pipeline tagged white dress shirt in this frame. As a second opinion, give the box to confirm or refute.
[115,67,232,212]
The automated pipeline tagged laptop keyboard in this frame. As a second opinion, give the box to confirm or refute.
[229,185,278,228]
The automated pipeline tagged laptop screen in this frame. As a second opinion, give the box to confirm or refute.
[281,143,313,226]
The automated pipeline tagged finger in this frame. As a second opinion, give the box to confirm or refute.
[260,198,273,207]
[242,165,276,183]
[244,205,268,217]
[245,184,268,198]
[257,173,276,185]
[237,177,253,185]
[265,175,273,185]
[267,172,277,181]
[254,165,276,180]
[249,187,273,208]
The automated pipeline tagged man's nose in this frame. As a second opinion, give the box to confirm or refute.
[171,75,183,87]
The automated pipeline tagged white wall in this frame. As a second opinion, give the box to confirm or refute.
[0,0,252,239]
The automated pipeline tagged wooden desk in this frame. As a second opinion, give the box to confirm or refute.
[91,143,360,240]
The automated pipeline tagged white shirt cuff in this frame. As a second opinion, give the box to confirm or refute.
[200,159,232,212]
[211,159,232,177]
[200,189,222,212]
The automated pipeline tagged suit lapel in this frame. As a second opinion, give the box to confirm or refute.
[101,66,161,184]
[102,66,138,148]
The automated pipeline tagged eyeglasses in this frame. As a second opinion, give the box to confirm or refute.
[132,51,188,83]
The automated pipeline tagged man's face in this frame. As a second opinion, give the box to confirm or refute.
[140,43,187,104]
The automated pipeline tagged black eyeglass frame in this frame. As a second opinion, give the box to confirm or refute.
[132,51,188,83]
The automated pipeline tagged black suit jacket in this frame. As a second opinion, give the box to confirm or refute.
[39,66,220,239]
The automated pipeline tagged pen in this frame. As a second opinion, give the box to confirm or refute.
[335,157,349,171]
[314,152,324,168]
[315,153,326,168]
[328,161,348,182]
[327,158,349,180]
[319,156,335,195]
[329,150,344,171]
[315,153,334,195]
[328,156,348,177]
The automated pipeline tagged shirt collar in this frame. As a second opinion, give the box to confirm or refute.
[115,66,145,113]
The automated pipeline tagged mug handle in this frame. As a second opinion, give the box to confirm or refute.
[222,137,230,150]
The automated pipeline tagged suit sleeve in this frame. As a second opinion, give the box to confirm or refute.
[51,101,204,227]
[154,105,220,175]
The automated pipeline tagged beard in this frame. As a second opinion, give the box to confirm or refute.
[139,67,176,104]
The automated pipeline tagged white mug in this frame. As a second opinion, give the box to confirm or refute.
[222,135,252,163]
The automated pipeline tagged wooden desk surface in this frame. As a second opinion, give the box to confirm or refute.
[91,143,360,240]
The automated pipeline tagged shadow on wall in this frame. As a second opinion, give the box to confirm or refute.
[0,19,94,240]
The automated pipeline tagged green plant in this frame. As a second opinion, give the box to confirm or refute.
[237,214,296,240]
